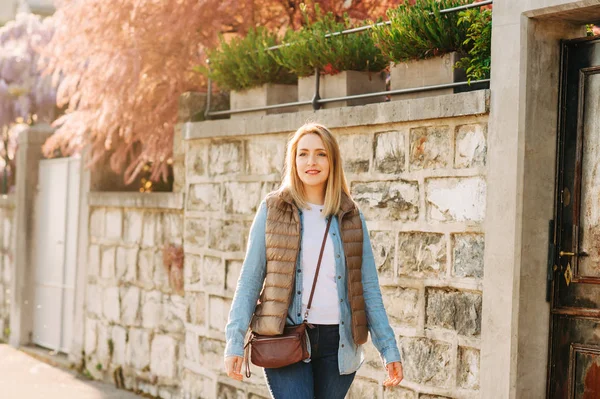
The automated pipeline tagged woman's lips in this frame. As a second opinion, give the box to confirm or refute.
[306,170,320,175]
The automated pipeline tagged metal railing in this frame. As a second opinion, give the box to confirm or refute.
[204,0,493,119]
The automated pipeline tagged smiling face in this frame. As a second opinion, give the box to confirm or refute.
[295,133,330,192]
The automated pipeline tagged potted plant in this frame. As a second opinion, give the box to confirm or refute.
[200,27,297,118]
[272,5,388,110]
[454,6,492,90]
[371,0,476,100]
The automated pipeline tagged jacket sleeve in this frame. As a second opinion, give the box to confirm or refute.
[359,210,402,366]
[224,200,268,358]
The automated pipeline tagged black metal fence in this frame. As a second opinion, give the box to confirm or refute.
[204,0,493,119]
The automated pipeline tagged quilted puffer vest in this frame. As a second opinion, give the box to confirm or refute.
[250,188,368,345]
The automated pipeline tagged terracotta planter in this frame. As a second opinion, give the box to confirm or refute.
[298,71,386,111]
[390,52,469,100]
[230,83,297,119]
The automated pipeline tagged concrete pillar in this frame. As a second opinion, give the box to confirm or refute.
[9,124,53,347]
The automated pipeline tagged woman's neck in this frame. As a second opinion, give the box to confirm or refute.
[304,185,325,205]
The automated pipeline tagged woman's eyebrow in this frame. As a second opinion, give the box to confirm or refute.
[298,148,326,151]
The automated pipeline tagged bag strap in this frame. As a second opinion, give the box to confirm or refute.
[303,215,333,323]
[243,340,251,378]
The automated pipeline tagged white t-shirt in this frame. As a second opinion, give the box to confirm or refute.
[300,202,340,325]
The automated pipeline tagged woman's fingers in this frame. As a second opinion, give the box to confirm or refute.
[383,362,403,387]
[224,356,244,381]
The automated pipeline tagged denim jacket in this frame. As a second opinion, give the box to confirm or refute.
[225,200,401,375]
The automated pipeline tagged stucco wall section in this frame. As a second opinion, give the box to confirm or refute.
[0,196,15,342]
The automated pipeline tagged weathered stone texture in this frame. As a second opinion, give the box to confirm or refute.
[209,141,242,175]
[217,382,245,399]
[208,219,246,252]
[121,286,141,326]
[209,296,231,331]
[370,231,395,278]
[142,290,163,329]
[453,234,485,279]
[225,260,243,293]
[224,182,262,214]
[458,346,480,390]
[347,377,380,399]
[398,233,446,277]
[187,183,221,212]
[203,256,225,290]
[184,218,207,248]
[123,210,143,244]
[400,337,452,388]
[384,387,417,399]
[111,325,127,365]
[410,126,451,170]
[101,247,116,279]
[88,244,101,278]
[246,137,287,175]
[352,181,419,221]
[127,328,151,369]
[381,286,419,326]
[103,287,120,322]
[186,141,209,177]
[105,208,123,239]
[374,130,407,174]
[151,335,177,378]
[184,254,201,286]
[455,123,487,168]
[338,133,372,173]
[90,208,105,238]
[426,177,486,222]
[425,288,482,336]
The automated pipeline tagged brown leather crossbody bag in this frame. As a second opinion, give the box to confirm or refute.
[243,216,332,377]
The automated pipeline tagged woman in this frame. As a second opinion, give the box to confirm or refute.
[224,123,403,399]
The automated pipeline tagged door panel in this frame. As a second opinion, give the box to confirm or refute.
[549,38,600,398]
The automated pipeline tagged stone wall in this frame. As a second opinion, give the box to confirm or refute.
[0,196,15,342]
[83,193,184,398]
[181,90,488,399]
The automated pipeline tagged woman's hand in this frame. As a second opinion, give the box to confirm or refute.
[383,361,403,387]
[224,356,244,381]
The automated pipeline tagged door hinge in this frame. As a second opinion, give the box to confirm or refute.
[546,219,556,302]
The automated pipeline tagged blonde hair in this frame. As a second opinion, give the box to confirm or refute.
[280,123,352,216]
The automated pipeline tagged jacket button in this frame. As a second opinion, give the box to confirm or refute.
[336,254,340,258]
[340,299,343,303]
[333,232,336,236]
[341,344,345,348]
[338,275,341,279]
[297,290,301,295]
[297,269,302,273]
[297,313,301,317]
[341,321,344,325]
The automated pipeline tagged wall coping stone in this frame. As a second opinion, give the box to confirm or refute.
[88,192,184,210]
[184,90,490,140]
[0,195,15,208]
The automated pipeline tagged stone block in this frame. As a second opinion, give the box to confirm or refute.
[209,296,231,331]
[230,83,297,118]
[100,247,116,279]
[142,290,163,329]
[455,123,487,168]
[370,230,395,278]
[384,387,417,399]
[209,141,243,176]
[142,212,157,247]
[346,377,380,399]
[89,208,105,238]
[197,337,226,372]
[203,256,225,290]
[103,286,120,322]
[162,213,183,244]
[105,208,123,240]
[458,346,480,390]
[398,233,446,277]
[381,286,419,326]
[362,339,382,370]
[374,130,407,174]
[123,210,143,244]
[217,382,245,399]
[352,181,419,221]
[184,218,207,248]
[116,247,138,282]
[189,292,206,325]
[425,177,486,222]
[150,334,177,378]
[453,234,484,279]
[246,137,287,175]
[111,325,127,366]
[84,318,97,355]
[186,141,209,178]
[419,395,451,399]
[96,323,110,368]
[138,249,155,289]
[225,260,243,293]
[425,288,482,336]
[187,183,222,212]
[185,331,201,364]
[121,286,140,326]
[86,284,102,317]
[182,370,211,399]
[154,251,171,292]
[126,328,151,369]
[298,72,386,109]
[261,181,279,200]
[224,182,262,215]
[338,133,372,174]
[409,126,452,170]
[208,219,246,252]
[88,245,101,278]
[399,337,452,388]
[184,254,201,286]
[161,295,187,332]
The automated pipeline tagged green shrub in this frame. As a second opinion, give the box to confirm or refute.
[271,5,388,77]
[455,8,492,81]
[371,0,471,63]
[200,27,296,92]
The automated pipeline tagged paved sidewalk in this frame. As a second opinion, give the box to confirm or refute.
[0,344,143,399]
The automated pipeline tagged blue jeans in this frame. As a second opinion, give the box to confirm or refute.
[263,324,356,399]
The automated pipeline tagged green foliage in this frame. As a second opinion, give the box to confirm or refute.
[371,0,471,63]
[3,327,10,338]
[271,5,388,77]
[454,8,492,81]
[107,339,114,356]
[199,27,296,92]
[95,363,103,371]
[587,24,596,37]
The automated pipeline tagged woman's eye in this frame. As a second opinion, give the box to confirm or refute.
[318,153,327,157]
[298,153,306,157]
